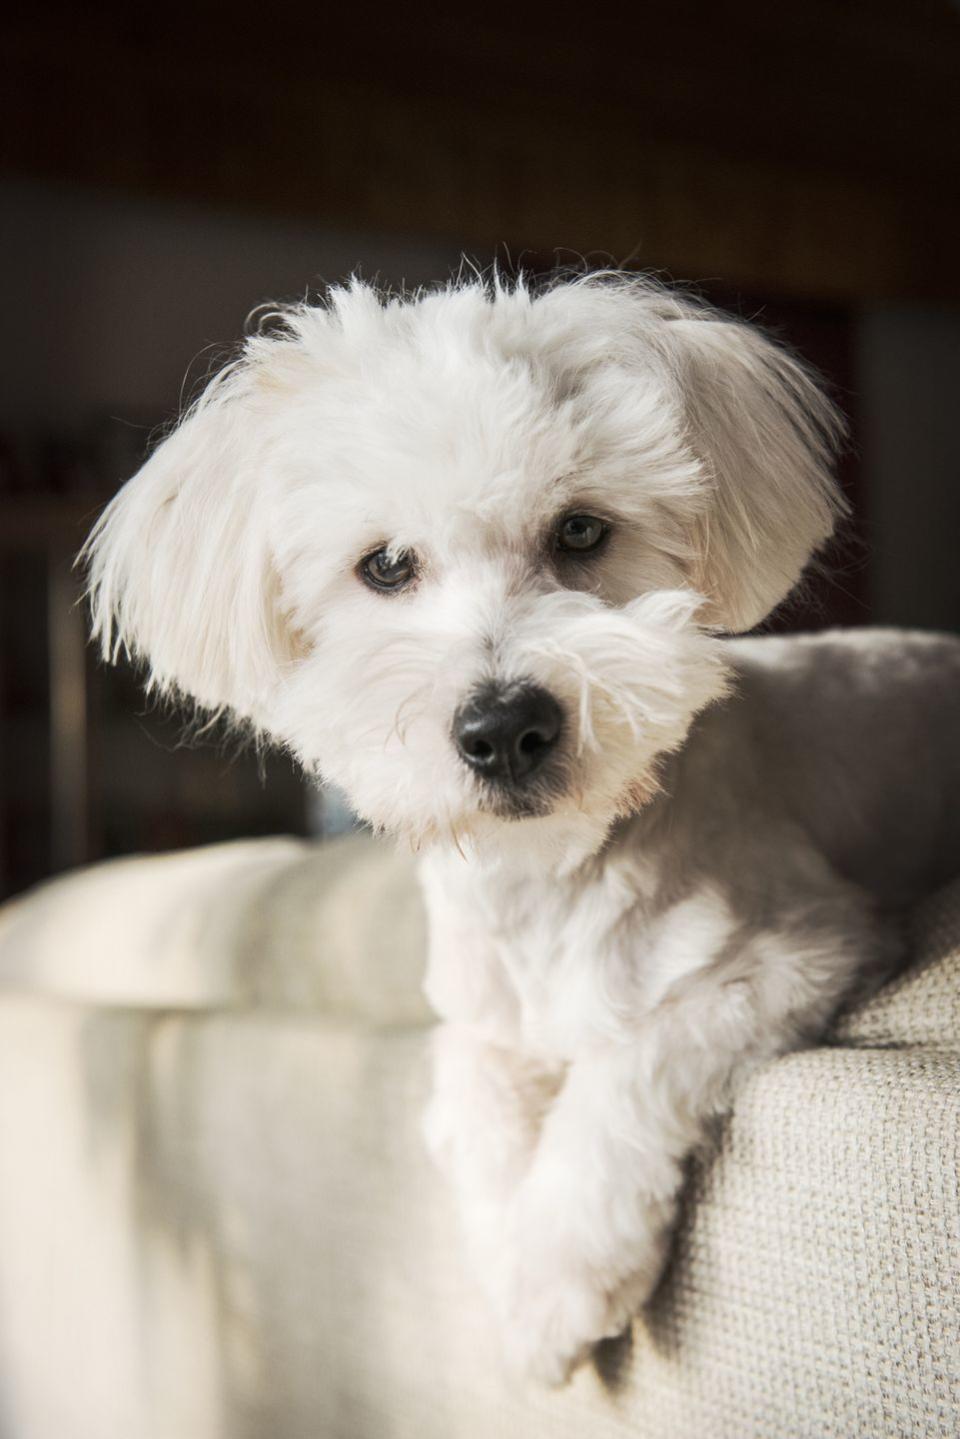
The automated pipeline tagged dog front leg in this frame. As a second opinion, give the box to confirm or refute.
[490,1036,685,1385]
[494,978,778,1388]
[492,872,892,1385]
[423,1022,562,1285]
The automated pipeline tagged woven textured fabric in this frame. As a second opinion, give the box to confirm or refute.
[835,876,960,1049]
[631,1045,960,1438]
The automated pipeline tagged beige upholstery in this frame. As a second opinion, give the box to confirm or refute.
[0,836,956,1439]
[0,833,429,1021]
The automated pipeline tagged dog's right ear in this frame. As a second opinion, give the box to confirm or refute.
[657,307,847,632]
[535,275,847,633]
[83,363,297,726]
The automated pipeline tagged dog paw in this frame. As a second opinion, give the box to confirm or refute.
[496,1259,641,1387]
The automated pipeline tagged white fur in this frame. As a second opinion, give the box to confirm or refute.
[83,273,960,1386]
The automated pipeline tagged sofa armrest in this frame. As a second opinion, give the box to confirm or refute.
[0,833,431,1026]
[0,989,955,1439]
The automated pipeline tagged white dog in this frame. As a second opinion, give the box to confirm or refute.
[83,273,960,1386]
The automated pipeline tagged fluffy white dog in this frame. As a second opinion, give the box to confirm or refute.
[83,274,960,1386]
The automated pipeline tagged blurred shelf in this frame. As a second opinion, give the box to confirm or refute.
[0,492,111,549]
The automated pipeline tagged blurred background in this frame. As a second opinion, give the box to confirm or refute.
[1,0,958,900]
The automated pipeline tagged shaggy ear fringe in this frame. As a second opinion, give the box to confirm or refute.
[80,361,292,726]
[670,313,846,631]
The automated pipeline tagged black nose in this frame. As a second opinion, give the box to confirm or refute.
[453,683,563,785]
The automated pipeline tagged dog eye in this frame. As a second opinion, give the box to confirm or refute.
[555,513,609,554]
[359,546,417,592]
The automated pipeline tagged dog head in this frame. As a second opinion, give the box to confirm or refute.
[84,274,844,862]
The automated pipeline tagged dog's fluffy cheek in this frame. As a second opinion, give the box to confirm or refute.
[268,656,474,839]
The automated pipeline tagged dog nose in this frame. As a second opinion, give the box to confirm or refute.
[454,683,563,785]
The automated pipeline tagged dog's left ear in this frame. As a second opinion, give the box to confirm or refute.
[659,308,847,632]
[82,364,297,725]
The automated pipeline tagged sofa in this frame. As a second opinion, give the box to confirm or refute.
[0,831,956,1439]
